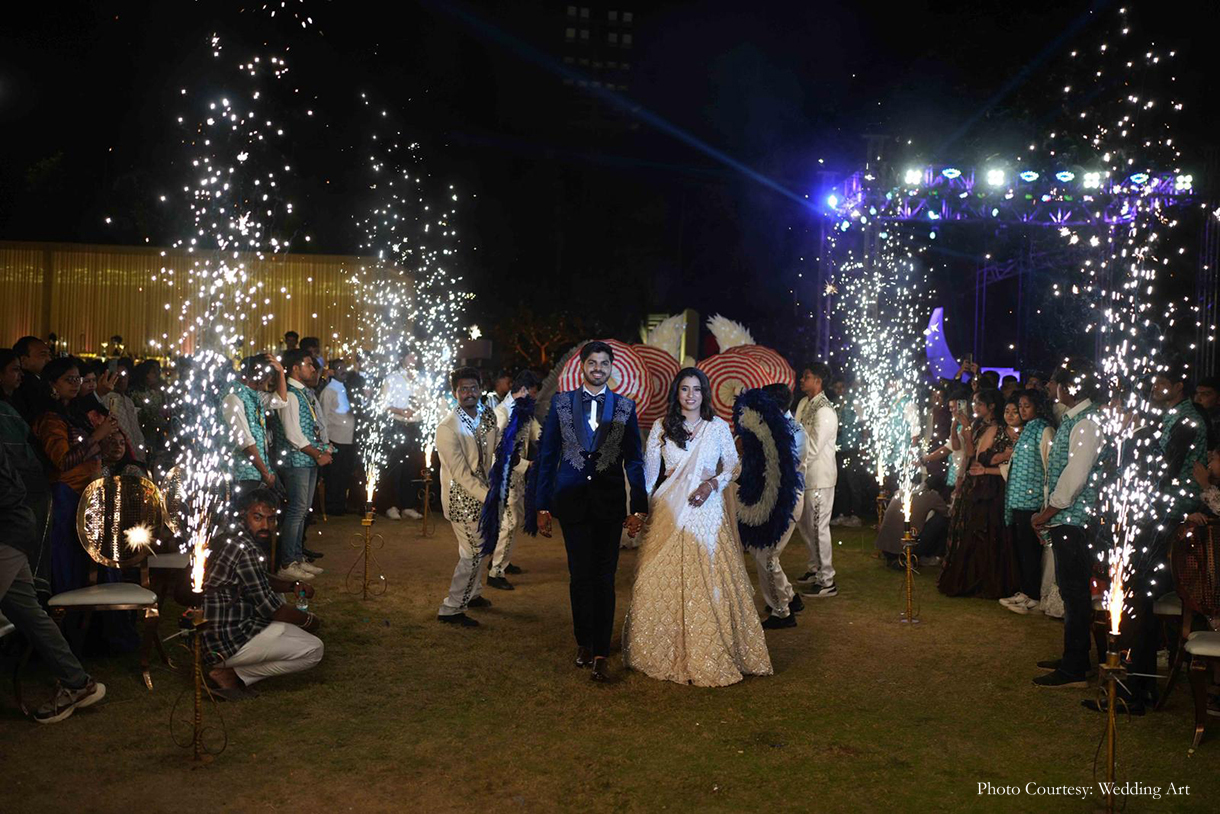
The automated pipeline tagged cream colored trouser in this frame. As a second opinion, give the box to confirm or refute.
[797,486,836,584]
[439,518,485,615]
[489,477,524,578]
[751,488,804,617]
[223,622,324,685]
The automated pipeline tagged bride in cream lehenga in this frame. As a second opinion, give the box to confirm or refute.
[621,367,772,687]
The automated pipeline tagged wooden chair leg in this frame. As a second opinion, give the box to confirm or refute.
[139,608,159,690]
[1156,613,1193,711]
[1188,658,1209,751]
[316,481,328,522]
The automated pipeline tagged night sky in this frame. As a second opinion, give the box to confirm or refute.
[3,1,1217,370]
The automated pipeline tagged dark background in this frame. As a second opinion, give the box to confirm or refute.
[2,0,1217,372]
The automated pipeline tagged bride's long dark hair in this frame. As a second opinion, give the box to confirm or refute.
[662,367,715,449]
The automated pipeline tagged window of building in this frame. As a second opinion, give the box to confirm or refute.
[622,33,633,46]
[609,10,618,21]
[580,29,589,39]
[580,7,589,18]
[567,5,576,16]
[565,27,575,39]
[579,58,589,65]
[623,11,633,22]
[608,32,618,43]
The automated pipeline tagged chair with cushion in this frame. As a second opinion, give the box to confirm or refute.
[1170,522,1220,749]
[44,475,173,690]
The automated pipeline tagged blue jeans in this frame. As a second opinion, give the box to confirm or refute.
[278,466,317,569]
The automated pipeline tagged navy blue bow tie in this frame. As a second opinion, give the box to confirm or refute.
[582,391,605,406]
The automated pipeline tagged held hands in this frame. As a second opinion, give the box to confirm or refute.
[968,462,985,477]
[1031,507,1057,531]
[315,452,333,466]
[536,511,553,538]
[623,513,646,537]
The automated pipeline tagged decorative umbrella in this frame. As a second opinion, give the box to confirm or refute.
[632,344,681,430]
[697,345,795,421]
[557,338,651,417]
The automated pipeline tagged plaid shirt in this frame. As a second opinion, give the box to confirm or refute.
[201,529,285,664]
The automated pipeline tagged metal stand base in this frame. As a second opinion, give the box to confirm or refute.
[345,506,387,600]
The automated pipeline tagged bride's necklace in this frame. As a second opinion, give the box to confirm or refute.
[683,416,705,438]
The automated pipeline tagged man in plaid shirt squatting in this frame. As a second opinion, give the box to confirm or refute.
[202,488,324,700]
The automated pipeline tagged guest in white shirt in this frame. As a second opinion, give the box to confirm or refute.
[381,351,429,521]
[484,371,512,412]
[486,370,542,589]
[320,358,357,516]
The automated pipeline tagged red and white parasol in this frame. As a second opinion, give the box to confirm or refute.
[632,344,682,430]
[697,345,795,421]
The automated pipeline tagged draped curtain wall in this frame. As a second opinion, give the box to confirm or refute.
[0,241,393,360]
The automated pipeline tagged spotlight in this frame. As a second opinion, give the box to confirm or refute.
[827,194,839,208]
[928,211,940,220]
[941,168,961,180]
[986,169,1005,187]
[1129,172,1149,185]
[1083,172,1102,189]
[1175,174,1193,192]
[1055,170,1076,182]
[904,168,923,185]
[1019,171,1039,182]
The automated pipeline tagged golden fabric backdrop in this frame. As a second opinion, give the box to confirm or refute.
[0,241,386,360]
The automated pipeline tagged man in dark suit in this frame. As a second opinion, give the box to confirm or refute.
[535,341,648,682]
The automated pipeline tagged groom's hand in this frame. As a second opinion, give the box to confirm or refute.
[537,511,553,538]
[624,514,646,537]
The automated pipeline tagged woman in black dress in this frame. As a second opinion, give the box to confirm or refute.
[938,388,1019,599]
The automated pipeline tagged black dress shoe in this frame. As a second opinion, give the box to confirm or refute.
[302,547,324,560]
[762,614,797,629]
[1082,697,1146,716]
[505,564,523,575]
[487,576,515,591]
[575,646,592,668]
[437,613,479,627]
[590,657,610,682]
[467,596,492,608]
[789,594,805,613]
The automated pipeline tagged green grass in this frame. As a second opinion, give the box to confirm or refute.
[2,517,1215,813]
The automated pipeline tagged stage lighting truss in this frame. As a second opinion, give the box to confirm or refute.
[823,166,1192,227]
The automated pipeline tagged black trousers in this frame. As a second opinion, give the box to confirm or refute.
[382,424,425,511]
[1050,525,1093,677]
[560,518,622,658]
[1010,510,1042,601]
[324,442,356,514]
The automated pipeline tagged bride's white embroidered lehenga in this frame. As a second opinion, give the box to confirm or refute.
[622,416,773,687]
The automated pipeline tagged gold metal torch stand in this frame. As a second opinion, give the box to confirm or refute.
[1098,634,1125,814]
[420,466,436,537]
[345,503,387,599]
[171,606,224,763]
[900,524,920,624]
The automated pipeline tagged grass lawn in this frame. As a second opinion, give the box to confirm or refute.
[2,515,1215,813]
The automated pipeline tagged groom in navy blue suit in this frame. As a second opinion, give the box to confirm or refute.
[535,341,649,681]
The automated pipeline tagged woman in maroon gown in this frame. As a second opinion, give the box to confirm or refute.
[938,388,1019,599]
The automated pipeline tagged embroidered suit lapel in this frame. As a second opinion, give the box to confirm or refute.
[573,389,593,451]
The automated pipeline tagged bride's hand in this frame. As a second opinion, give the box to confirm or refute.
[688,482,714,507]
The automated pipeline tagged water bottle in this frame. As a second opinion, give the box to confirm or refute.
[296,587,309,612]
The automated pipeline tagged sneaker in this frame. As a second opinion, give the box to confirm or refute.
[796,571,819,585]
[1032,669,1088,689]
[437,613,479,627]
[1007,598,1041,615]
[918,555,942,567]
[34,679,106,724]
[297,561,324,576]
[999,592,1029,607]
[277,563,313,581]
[789,594,805,614]
[385,507,402,520]
[402,508,423,520]
[762,613,797,629]
[486,576,514,591]
[800,582,838,598]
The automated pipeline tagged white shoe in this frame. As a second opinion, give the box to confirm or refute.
[277,563,313,581]
[385,507,402,520]
[1007,597,1042,615]
[402,508,423,520]
[830,516,846,527]
[999,592,1028,607]
[298,561,324,576]
[841,516,862,527]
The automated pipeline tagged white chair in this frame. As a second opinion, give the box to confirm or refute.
[1185,631,1220,751]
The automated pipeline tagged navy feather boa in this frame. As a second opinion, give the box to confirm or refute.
[478,395,536,556]
[732,388,800,550]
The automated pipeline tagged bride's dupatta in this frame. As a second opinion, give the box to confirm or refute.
[648,425,726,546]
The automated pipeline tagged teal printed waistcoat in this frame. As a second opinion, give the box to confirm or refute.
[230,382,269,482]
[1046,405,1102,529]
[1159,401,1207,520]
[1004,418,1050,525]
[272,386,321,469]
